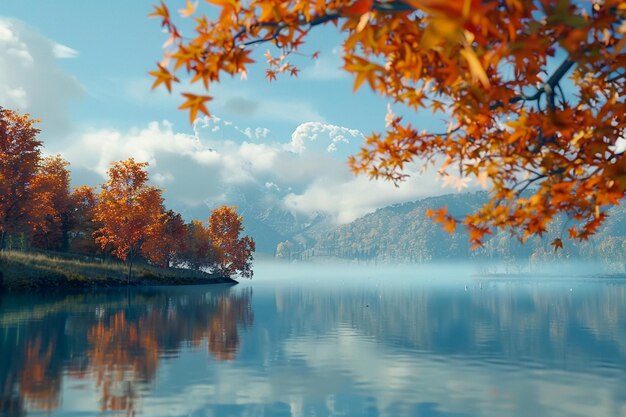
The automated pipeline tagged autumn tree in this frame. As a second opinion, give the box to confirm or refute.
[30,156,74,251]
[176,220,218,271]
[0,108,42,250]
[69,186,102,255]
[142,209,186,268]
[94,159,164,281]
[150,0,626,248]
[208,206,255,278]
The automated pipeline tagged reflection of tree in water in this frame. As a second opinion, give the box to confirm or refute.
[208,293,254,361]
[85,310,156,415]
[20,336,61,411]
[0,286,253,416]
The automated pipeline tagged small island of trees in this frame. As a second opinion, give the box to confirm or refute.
[0,107,255,289]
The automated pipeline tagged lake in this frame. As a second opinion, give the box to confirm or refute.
[1,263,625,416]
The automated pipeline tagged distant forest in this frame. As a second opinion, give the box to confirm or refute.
[275,192,626,272]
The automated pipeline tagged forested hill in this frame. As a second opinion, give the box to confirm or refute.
[275,192,626,266]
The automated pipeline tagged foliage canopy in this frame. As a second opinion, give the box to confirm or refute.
[150,0,626,247]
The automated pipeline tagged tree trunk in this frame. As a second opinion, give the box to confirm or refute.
[128,260,133,285]
[0,231,5,252]
[127,249,134,285]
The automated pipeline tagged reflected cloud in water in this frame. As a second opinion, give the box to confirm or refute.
[1,269,626,416]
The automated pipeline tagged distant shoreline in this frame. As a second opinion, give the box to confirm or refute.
[473,272,626,281]
[0,250,237,292]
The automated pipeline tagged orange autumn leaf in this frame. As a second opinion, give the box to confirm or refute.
[149,63,179,92]
[341,0,374,17]
[460,47,490,88]
[567,227,579,239]
[148,1,170,20]
[178,93,212,123]
[178,0,198,17]
[551,238,564,251]
[442,217,457,234]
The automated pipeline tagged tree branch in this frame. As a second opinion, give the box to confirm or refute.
[490,58,575,111]
[233,1,415,49]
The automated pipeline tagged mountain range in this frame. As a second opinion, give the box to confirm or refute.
[227,191,624,269]
[186,188,626,269]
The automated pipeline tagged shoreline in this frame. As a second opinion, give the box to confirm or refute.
[472,272,626,281]
[0,250,237,292]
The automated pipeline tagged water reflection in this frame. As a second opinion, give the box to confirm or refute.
[0,285,252,415]
[1,276,626,416]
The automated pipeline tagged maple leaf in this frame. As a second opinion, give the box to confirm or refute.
[460,47,490,89]
[550,238,564,251]
[567,227,579,239]
[149,1,169,19]
[431,100,446,113]
[149,63,179,92]
[178,0,198,17]
[442,217,457,234]
[178,93,212,123]
[341,0,374,17]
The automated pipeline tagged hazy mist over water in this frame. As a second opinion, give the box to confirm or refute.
[248,260,618,285]
[2,263,626,417]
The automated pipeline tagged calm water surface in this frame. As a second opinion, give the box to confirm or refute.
[1,263,626,416]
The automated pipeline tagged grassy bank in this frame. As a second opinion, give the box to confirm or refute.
[0,250,236,291]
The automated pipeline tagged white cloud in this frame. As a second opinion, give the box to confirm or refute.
[0,23,13,41]
[265,182,280,192]
[283,166,442,224]
[65,117,449,224]
[69,319,618,417]
[0,85,28,108]
[65,119,341,209]
[0,18,82,143]
[255,127,270,139]
[52,42,79,59]
[289,121,361,154]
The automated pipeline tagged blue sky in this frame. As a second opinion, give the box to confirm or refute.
[0,1,450,223]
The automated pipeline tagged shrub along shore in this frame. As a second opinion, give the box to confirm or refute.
[0,250,236,292]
